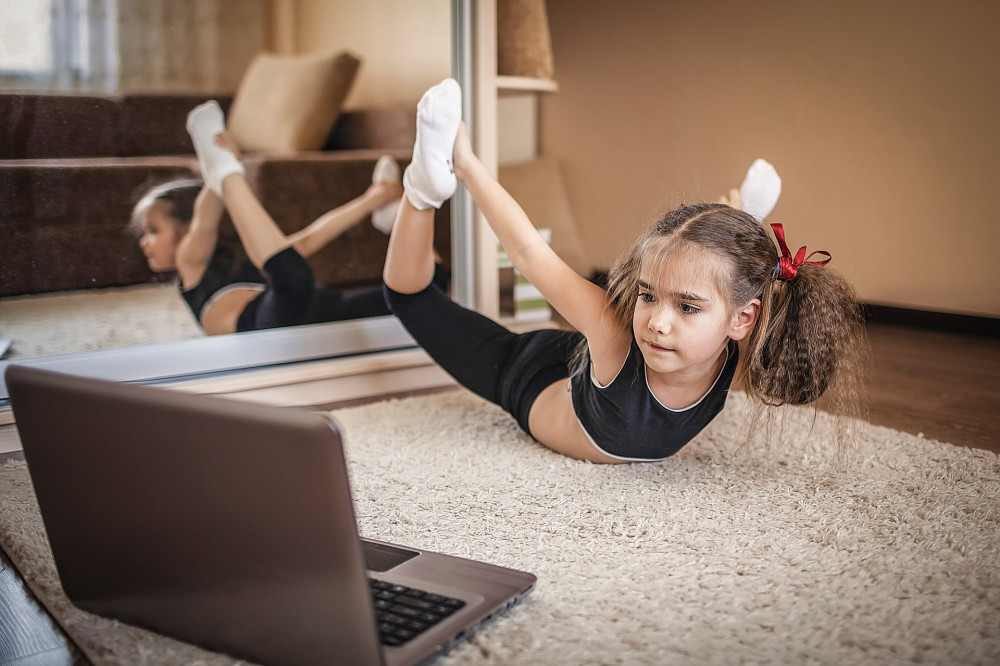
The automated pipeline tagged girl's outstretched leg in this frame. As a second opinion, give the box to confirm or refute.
[384,78,579,437]
[384,275,579,435]
[215,177,290,269]
[187,102,287,269]
[384,78,463,293]
[383,197,439,293]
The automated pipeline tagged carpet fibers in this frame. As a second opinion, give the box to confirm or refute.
[0,390,997,665]
[0,283,203,360]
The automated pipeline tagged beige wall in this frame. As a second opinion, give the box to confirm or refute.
[288,0,451,109]
[542,0,1000,316]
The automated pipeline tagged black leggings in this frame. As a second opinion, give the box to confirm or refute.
[236,248,449,332]
[383,281,583,436]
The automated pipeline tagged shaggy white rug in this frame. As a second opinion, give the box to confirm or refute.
[0,283,203,360]
[0,390,997,665]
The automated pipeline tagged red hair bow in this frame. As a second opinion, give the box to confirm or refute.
[770,223,831,282]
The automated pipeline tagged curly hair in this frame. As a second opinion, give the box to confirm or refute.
[592,202,869,446]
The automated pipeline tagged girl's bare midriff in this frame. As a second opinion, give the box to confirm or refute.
[199,285,265,336]
[527,379,625,463]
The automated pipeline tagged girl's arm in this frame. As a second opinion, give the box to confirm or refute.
[453,126,631,372]
[175,186,224,289]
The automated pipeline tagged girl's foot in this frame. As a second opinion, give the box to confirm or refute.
[371,155,402,234]
[402,78,463,210]
[186,101,245,196]
[738,158,781,222]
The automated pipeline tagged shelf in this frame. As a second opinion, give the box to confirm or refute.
[497,75,559,94]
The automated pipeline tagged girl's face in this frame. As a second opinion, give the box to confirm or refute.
[632,246,749,381]
[137,201,183,272]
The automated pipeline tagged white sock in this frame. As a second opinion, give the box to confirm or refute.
[739,158,782,222]
[186,100,245,196]
[371,155,401,234]
[403,78,462,210]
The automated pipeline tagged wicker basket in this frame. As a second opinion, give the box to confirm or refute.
[497,0,555,80]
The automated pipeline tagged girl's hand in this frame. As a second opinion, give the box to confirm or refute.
[214,131,242,159]
[452,122,474,182]
[718,187,742,208]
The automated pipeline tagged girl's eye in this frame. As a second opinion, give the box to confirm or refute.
[638,291,654,303]
[679,303,701,315]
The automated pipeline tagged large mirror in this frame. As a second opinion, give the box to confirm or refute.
[0,0,476,400]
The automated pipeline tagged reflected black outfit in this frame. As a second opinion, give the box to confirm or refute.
[182,246,447,332]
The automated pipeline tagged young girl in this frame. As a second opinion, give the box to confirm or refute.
[382,79,866,463]
[132,100,447,335]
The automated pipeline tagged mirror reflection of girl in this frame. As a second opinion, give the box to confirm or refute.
[132,100,447,335]
[383,79,867,463]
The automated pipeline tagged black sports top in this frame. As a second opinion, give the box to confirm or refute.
[570,339,739,461]
[179,246,265,322]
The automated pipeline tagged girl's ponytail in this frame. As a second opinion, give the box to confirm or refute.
[743,224,868,417]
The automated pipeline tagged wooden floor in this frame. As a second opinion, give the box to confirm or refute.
[0,322,997,665]
[863,322,999,453]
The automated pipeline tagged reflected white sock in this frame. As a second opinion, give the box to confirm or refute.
[739,158,781,222]
[403,78,462,210]
[371,155,401,235]
[186,101,245,196]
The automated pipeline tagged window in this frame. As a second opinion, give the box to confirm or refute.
[0,0,117,90]
[0,0,53,77]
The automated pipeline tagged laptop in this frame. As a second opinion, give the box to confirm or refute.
[5,365,535,666]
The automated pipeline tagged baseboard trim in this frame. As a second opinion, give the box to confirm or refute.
[863,304,1000,337]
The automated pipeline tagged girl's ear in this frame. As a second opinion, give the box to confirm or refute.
[729,299,760,341]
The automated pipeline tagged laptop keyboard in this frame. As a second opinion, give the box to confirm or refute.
[369,578,467,646]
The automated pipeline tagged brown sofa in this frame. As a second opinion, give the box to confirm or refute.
[0,92,449,298]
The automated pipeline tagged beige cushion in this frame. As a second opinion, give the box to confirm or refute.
[227,51,361,153]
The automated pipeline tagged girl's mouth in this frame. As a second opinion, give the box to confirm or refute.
[646,341,673,353]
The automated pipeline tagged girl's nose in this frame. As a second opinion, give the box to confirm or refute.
[648,306,671,334]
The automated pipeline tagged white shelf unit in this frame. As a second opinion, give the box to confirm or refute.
[468,0,558,322]
[496,75,559,95]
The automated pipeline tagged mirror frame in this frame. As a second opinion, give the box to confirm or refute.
[0,0,479,406]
